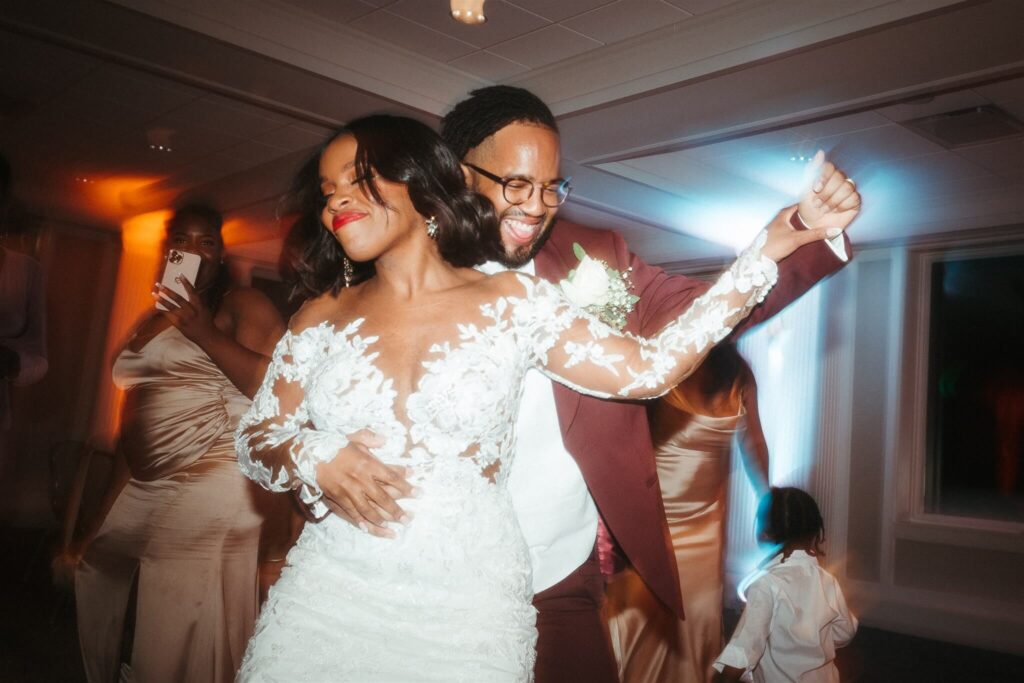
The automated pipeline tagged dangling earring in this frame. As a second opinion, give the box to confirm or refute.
[425,216,439,240]
[343,257,354,287]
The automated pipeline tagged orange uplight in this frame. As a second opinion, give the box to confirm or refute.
[221,217,251,247]
[80,175,164,220]
[221,217,287,247]
[90,210,171,449]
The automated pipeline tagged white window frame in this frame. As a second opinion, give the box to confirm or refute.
[896,240,1024,548]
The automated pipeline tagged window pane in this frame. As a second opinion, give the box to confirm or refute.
[926,253,1024,522]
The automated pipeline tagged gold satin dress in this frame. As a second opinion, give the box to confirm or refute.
[76,326,264,683]
[605,399,743,683]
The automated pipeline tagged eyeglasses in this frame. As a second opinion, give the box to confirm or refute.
[466,163,573,208]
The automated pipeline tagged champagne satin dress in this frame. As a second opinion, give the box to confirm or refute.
[605,396,743,683]
[76,326,264,683]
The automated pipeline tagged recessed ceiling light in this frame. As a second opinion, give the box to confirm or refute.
[148,144,172,152]
[450,0,486,24]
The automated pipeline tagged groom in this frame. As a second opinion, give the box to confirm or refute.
[314,86,859,681]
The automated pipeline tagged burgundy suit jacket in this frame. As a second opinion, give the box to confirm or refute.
[532,219,851,619]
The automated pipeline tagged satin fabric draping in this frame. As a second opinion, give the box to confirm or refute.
[76,326,264,683]
[606,401,743,683]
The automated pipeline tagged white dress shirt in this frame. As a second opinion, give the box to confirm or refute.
[714,550,857,683]
[478,260,599,594]
[824,233,849,263]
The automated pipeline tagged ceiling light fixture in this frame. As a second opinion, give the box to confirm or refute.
[147,127,175,153]
[450,0,486,25]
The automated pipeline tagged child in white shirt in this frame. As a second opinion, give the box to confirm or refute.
[714,487,857,682]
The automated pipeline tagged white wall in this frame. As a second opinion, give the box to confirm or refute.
[719,226,1024,654]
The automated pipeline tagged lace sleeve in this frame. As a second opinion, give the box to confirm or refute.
[514,231,778,399]
[235,325,348,518]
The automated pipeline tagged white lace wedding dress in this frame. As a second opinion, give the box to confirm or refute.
[235,235,778,682]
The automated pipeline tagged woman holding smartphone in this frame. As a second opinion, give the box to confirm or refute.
[74,203,285,683]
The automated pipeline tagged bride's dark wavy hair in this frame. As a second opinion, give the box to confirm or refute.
[286,114,502,298]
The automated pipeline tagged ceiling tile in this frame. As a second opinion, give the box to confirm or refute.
[0,30,101,102]
[860,151,989,189]
[279,0,378,22]
[681,112,909,166]
[710,122,945,172]
[48,96,159,131]
[143,121,247,160]
[165,95,294,138]
[786,112,892,140]
[353,9,478,61]
[785,125,940,172]
[69,143,183,180]
[218,141,293,166]
[385,0,549,49]
[878,90,991,123]
[606,156,737,199]
[973,76,1024,105]
[447,50,530,80]
[506,0,617,23]
[62,66,200,117]
[563,0,693,45]
[996,97,1024,123]
[955,138,1024,174]
[166,153,262,189]
[661,0,733,14]
[256,124,331,151]
[489,25,603,69]
[911,170,1017,202]
[679,128,809,162]
[0,29,85,70]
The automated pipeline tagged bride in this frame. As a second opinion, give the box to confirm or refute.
[234,114,839,681]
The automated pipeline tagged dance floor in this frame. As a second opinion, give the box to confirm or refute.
[0,526,1020,683]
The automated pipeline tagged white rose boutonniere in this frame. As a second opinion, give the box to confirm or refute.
[559,243,640,330]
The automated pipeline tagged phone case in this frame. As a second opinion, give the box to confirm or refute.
[156,249,202,311]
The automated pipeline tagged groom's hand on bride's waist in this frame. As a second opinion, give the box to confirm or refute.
[315,429,417,539]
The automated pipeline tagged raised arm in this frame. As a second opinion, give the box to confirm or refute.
[632,154,859,336]
[235,325,349,519]
[155,281,283,399]
[518,210,834,400]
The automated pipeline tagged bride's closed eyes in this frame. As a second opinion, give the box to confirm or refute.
[320,173,377,206]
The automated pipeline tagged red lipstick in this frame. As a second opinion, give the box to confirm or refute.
[332,211,367,231]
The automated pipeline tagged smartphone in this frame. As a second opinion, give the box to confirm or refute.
[156,249,202,311]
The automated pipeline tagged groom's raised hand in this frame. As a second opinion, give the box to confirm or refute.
[315,429,416,538]
[796,150,861,233]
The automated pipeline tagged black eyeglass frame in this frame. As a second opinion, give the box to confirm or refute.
[465,163,573,208]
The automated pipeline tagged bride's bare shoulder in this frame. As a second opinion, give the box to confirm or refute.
[287,290,344,334]
[478,270,542,297]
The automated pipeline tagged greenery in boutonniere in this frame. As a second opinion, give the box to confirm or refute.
[558,243,640,330]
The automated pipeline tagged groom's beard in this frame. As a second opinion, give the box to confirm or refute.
[496,210,556,268]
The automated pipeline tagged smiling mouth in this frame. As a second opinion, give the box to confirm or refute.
[332,212,367,231]
[501,217,541,246]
